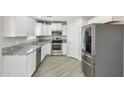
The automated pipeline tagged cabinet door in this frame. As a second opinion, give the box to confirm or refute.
[2,56,27,77]
[52,23,62,31]
[27,51,36,76]
[15,16,28,36]
[42,23,48,36]
[46,43,51,55]
[57,23,62,31]
[3,16,27,37]
[33,19,37,36]
[62,25,67,36]
[27,17,34,36]
[3,17,14,36]
[63,43,67,55]
[41,45,47,62]
[41,44,51,62]
[35,23,42,36]
[47,24,52,36]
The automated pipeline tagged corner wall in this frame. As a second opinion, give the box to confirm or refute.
[0,17,2,74]
[67,17,88,61]
[123,27,124,76]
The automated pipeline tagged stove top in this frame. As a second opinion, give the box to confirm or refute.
[52,40,62,43]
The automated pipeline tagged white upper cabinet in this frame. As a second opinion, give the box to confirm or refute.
[3,16,28,37]
[35,23,42,36]
[47,24,52,36]
[88,16,124,24]
[27,17,35,36]
[3,16,36,37]
[62,25,67,36]
[42,23,52,36]
[52,23,62,31]
[42,23,48,36]
[35,23,52,36]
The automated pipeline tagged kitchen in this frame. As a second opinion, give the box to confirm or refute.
[0,16,124,77]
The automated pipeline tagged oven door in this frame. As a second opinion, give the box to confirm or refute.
[82,57,95,77]
[52,43,62,55]
[52,43,62,50]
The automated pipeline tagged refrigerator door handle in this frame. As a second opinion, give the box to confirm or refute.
[83,59,94,66]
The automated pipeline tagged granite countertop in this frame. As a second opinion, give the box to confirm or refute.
[2,39,67,56]
[2,42,48,56]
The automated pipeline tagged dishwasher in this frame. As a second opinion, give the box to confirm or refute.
[36,47,41,68]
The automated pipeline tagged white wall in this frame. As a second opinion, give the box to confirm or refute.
[67,17,87,61]
[2,37,27,48]
[0,17,2,74]
[123,29,124,76]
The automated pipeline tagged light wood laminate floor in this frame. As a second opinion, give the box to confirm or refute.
[33,56,85,77]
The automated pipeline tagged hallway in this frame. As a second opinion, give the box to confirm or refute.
[33,56,85,77]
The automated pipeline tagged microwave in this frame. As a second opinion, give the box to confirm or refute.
[52,31,62,36]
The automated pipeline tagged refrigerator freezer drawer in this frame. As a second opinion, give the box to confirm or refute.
[82,58,95,77]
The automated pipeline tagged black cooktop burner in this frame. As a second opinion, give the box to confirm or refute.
[52,40,62,43]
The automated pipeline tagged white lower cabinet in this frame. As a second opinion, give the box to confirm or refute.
[62,43,67,55]
[41,43,51,62]
[2,51,36,77]
[45,43,51,55]
[26,51,36,76]
[2,56,27,77]
[41,44,46,62]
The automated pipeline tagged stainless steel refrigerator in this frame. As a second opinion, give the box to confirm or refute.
[82,24,123,77]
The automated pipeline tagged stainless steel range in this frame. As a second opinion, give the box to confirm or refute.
[51,37,63,55]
